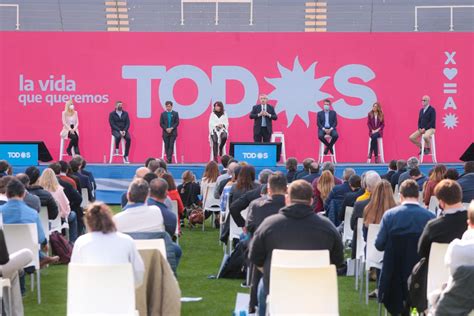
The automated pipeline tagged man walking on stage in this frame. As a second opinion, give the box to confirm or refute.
[160,101,179,164]
[249,94,278,143]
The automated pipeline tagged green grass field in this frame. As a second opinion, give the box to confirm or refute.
[23,205,380,315]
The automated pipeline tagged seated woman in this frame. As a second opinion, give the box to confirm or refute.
[367,102,385,163]
[71,202,144,287]
[209,101,229,162]
[60,100,80,156]
[177,170,201,211]
[161,173,185,222]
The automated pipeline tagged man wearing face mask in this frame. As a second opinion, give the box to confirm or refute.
[159,101,179,164]
[317,99,338,155]
[249,94,278,143]
[109,101,131,163]
[409,95,436,155]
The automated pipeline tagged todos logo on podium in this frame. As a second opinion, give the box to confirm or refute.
[0,144,38,166]
[234,144,277,167]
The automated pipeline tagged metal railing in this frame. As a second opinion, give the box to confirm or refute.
[181,0,253,26]
[0,4,20,30]
[414,5,474,31]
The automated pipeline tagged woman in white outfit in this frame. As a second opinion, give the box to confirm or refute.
[209,101,229,162]
[60,100,80,155]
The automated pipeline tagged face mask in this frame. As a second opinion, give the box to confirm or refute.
[117,106,123,111]
[324,105,330,111]
[69,104,74,110]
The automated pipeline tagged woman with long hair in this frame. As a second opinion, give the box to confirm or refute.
[367,102,385,163]
[315,170,335,213]
[363,180,396,238]
[161,173,184,220]
[200,161,221,212]
[60,99,80,155]
[285,157,298,183]
[71,202,145,287]
[177,170,200,209]
[423,164,447,206]
[209,101,229,162]
[39,168,79,242]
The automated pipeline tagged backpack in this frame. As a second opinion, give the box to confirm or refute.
[188,206,204,226]
[49,231,73,264]
[408,257,428,311]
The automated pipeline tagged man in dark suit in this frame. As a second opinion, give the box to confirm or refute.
[159,101,179,164]
[317,99,338,154]
[249,94,277,142]
[109,101,131,163]
[409,95,436,155]
[390,160,407,191]
[382,160,397,182]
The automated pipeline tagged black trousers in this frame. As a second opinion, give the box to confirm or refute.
[67,131,80,155]
[369,132,381,156]
[253,127,271,143]
[211,131,228,159]
[163,133,177,162]
[318,129,339,148]
[112,130,131,157]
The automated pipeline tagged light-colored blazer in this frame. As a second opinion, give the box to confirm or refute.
[60,111,79,138]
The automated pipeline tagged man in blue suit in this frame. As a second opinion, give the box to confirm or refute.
[249,94,278,143]
[409,95,436,155]
[317,99,338,155]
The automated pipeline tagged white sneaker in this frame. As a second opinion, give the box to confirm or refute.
[123,156,129,164]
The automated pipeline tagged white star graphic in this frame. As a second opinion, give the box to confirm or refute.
[265,57,332,127]
[443,113,458,129]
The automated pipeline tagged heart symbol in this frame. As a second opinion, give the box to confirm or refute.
[443,68,457,80]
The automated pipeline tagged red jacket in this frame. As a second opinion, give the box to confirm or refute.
[367,114,385,137]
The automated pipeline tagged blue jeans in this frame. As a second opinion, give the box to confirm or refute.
[172,242,182,268]
[68,211,78,243]
[258,278,267,316]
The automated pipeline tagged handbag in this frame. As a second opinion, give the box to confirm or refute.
[408,257,428,311]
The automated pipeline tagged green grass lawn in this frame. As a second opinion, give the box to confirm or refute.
[23,205,380,315]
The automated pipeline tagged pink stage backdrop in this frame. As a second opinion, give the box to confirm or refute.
[0,32,472,163]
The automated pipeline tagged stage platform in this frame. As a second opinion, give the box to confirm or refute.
[17,162,464,204]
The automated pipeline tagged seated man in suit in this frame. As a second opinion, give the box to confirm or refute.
[317,99,338,155]
[109,100,131,163]
[409,95,436,155]
[249,94,277,143]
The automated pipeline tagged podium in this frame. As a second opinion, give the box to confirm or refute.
[229,142,282,167]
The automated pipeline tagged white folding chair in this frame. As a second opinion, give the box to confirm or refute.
[39,206,50,242]
[427,243,450,301]
[364,224,384,304]
[201,182,221,231]
[134,239,167,259]
[3,224,41,304]
[161,139,178,164]
[355,218,366,291]
[462,202,471,209]
[170,200,180,244]
[0,277,12,315]
[270,131,286,162]
[420,134,437,163]
[393,184,400,204]
[80,188,90,209]
[428,196,439,215]
[109,135,126,164]
[366,137,385,163]
[343,206,354,246]
[268,264,339,315]
[67,263,138,316]
[227,207,248,254]
[271,249,330,268]
[318,135,337,164]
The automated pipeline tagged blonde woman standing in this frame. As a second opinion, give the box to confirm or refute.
[60,100,80,155]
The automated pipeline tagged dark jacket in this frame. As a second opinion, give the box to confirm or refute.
[246,195,286,235]
[177,182,201,208]
[109,110,130,133]
[294,169,309,180]
[350,198,371,259]
[230,184,263,227]
[301,172,320,184]
[391,168,407,191]
[458,173,474,203]
[317,110,337,131]
[249,203,344,293]
[147,198,177,238]
[23,192,41,213]
[159,110,179,136]
[73,171,93,202]
[382,170,396,183]
[28,185,59,220]
[338,188,364,223]
[57,177,82,212]
[286,170,297,183]
[418,106,436,130]
[249,104,277,135]
[367,113,385,137]
[81,169,96,191]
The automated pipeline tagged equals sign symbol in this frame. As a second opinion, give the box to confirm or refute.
[443,83,457,94]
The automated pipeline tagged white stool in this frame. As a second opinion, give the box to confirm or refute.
[59,137,75,160]
[318,135,337,164]
[109,135,126,164]
[366,137,385,163]
[420,134,437,163]
[162,140,178,164]
[271,132,286,162]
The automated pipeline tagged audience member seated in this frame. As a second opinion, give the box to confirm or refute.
[0,178,59,268]
[375,180,435,315]
[39,168,78,242]
[350,171,381,258]
[69,159,93,202]
[0,176,13,205]
[15,174,40,212]
[0,228,34,316]
[177,171,201,211]
[71,202,145,287]
[114,179,165,233]
[58,160,79,190]
[214,161,238,200]
[311,162,342,213]
[121,167,150,208]
[381,159,397,182]
[390,159,407,191]
[25,166,59,220]
[313,170,335,213]
[148,179,177,238]
[398,157,420,187]
[230,169,273,228]
[73,156,96,194]
[301,162,320,184]
[423,164,447,206]
[284,157,298,183]
[219,155,232,175]
[324,168,356,225]
[293,158,314,180]
[147,159,161,174]
[457,161,474,203]
[409,167,427,191]
[444,168,459,181]
[363,180,396,240]
[249,180,344,316]
[200,161,221,213]
[0,160,12,177]
[161,173,184,222]
[337,174,363,223]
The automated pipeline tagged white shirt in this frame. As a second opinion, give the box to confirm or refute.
[201,179,220,209]
[113,204,165,233]
[71,231,145,287]
[209,112,229,134]
[445,229,474,277]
